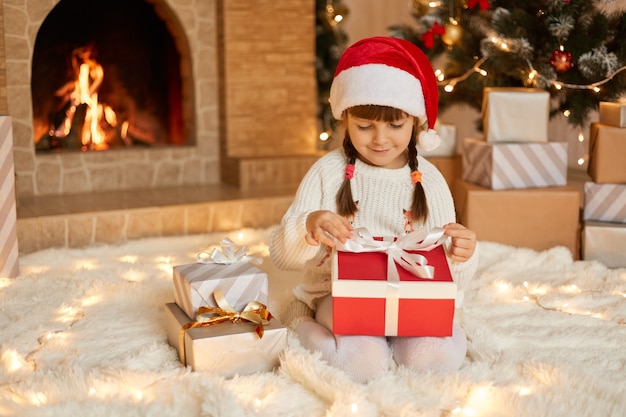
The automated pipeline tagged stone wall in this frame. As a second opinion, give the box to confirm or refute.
[1,0,318,197]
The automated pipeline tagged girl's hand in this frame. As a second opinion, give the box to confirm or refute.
[443,223,476,263]
[305,210,353,247]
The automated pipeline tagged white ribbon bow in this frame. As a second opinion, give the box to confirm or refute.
[336,227,447,281]
[196,238,263,265]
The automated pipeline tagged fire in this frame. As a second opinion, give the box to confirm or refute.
[71,49,117,150]
[52,47,119,151]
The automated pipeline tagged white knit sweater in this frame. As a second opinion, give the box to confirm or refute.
[269,148,479,310]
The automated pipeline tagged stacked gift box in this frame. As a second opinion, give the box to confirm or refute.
[423,121,462,190]
[164,239,287,377]
[581,102,626,268]
[454,87,580,256]
[1,116,19,278]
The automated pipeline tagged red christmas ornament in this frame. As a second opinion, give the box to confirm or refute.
[420,21,446,49]
[563,0,570,4]
[550,50,573,72]
[468,0,490,11]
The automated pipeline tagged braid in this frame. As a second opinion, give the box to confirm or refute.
[408,132,428,224]
[336,133,359,217]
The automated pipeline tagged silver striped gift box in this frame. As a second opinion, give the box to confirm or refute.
[462,138,568,190]
[173,261,269,320]
[583,182,626,224]
[1,116,19,278]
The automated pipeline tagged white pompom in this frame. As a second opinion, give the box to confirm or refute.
[418,129,441,152]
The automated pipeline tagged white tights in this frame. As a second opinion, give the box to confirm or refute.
[293,295,467,383]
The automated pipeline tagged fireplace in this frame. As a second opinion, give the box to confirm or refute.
[6,0,318,198]
[31,0,189,152]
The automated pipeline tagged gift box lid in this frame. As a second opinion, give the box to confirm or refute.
[332,244,456,299]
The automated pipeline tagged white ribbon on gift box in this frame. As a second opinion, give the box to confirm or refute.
[196,237,263,265]
[335,228,449,335]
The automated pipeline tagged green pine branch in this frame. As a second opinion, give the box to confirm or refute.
[390,0,626,128]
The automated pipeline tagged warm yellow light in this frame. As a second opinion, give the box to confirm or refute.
[334,14,343,23]
[563,109,571,117]
[592,86,601,93]
[319,131,330,141]
[577,157,585,165]
[444,84,455,92]
[554,83,563,90]
[82,295,101,307]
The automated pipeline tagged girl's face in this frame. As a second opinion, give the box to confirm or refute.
[347,112,414,169]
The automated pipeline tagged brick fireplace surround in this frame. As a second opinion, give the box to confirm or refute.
[2,0,322,253]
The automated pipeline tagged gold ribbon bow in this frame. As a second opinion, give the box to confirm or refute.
[178,289,272,366]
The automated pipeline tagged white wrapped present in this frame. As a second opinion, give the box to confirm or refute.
[482,87,549,143]
[173,238,268,319]
[420,122,457,157]
[582,221,626,268]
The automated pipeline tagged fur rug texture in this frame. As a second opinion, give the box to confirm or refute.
[1,227,625,417]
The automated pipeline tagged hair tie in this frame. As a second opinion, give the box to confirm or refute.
[411,170,422,184]
[344,164,355,179]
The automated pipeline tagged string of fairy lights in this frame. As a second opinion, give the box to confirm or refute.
[4,232,623,414]
[430,1,626,166]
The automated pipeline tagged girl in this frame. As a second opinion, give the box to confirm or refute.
[270,36,478,383]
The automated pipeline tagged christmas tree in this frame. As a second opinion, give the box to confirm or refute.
[315,0,349,144]
[389,0,626,128]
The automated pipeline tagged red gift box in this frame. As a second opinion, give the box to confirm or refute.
[331,231,457,337]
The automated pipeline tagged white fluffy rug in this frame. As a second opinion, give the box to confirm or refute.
[1,227,625,417]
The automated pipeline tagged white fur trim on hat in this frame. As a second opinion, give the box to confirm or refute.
[329,64,427,120]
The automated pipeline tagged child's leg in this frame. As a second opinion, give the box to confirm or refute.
[388,323,467,372]
[292,295,391,383]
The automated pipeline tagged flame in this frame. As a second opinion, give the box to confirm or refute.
[69,48,117,150]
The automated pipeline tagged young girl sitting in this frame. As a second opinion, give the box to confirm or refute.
[270,36,478,383]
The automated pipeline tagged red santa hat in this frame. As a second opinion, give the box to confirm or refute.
[329,36,441,152]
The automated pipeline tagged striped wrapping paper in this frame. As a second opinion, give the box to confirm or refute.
[462,138,568,190]
[173,262,268,320]
[1,116,19,278]
[583,182,626,224]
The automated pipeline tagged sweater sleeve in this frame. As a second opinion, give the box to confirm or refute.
[269,151,345,271]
